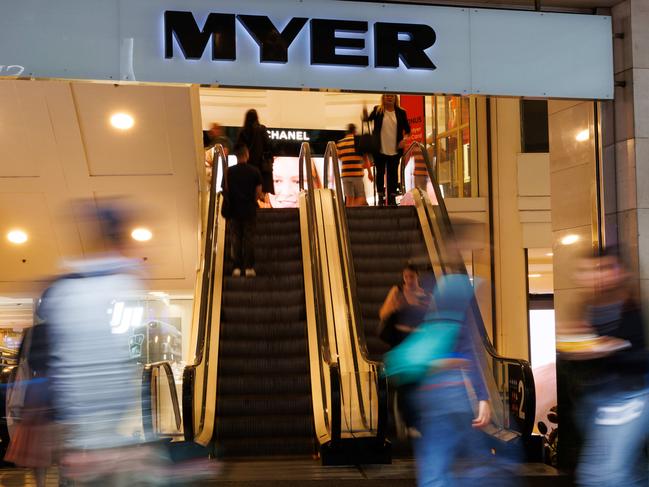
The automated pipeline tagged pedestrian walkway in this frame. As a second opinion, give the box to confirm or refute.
[0,460,568,486]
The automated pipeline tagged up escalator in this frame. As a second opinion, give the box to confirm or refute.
[216,208,315,456]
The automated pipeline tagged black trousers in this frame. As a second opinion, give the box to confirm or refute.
[374,153,401,205]
[230,217,256,269]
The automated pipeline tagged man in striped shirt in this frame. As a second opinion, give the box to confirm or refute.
[337,124,374,207]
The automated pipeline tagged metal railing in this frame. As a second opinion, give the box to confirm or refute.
[322,142,388,440]
[400,141,536,436]
[299,143,342,444]
[181,144,229,442]
[141,361,182,440]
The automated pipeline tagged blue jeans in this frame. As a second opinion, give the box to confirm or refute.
[576,387,649,487]
[411,371,518,487]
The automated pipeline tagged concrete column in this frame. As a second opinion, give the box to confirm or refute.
[602,0,649,310]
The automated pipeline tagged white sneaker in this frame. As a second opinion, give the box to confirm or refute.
[245,268,256,277]
[232,268,241,277]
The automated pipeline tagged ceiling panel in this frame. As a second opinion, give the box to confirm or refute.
[72,83,175,176]
[0,83,40,177]
[0,192,61,281]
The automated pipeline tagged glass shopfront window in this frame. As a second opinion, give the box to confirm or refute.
[429,95,478,198]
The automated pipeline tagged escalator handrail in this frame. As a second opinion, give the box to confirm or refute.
[323,141,389,436]
[183,144,229,441]
[298,142,341,443]
[141,361,183,440]
[402,141,536,435]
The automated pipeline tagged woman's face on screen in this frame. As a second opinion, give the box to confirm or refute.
[269,157,300,208]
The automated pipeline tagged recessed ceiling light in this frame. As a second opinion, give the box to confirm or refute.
[110,113,135,130]
[528,274,542,278]
[561,234,579,246]
[7,230,28,245]
[131,228,152,242]
[545,252,554,257]
[575,129,589,142]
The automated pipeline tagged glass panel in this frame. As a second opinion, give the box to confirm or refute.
[461,97,471,125]
[437,134,458,198]
[462,127,471,197]
[436,96,447,133]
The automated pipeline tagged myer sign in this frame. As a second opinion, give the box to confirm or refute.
[0,0,614,99]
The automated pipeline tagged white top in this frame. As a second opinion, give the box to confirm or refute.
[380,110,398,155]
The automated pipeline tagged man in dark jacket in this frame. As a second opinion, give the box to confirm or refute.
[363,94,411,205]
[227,143,262,277]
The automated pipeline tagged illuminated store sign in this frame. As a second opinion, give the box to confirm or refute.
[164,11,436,69]
[268,130,311,141]
[0,0,614,98]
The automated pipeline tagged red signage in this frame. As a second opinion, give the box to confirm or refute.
[400,95,425,143]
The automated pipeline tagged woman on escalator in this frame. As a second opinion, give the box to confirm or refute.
[379,264,432,432]
[379,264,432,348]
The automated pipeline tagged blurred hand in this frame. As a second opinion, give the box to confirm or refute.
[368,171,375,182]
[472,400,491,429]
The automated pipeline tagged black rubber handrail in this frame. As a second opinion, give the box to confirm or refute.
[298,142,341,445]
[323,142,389,439]
[182,144,229,442]
[141,361,182,441]
[401,141,536,436]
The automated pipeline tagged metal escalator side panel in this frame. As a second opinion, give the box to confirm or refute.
[412,190,445,280]
[193,196,227,446]
[316,189,376,437]
[299,193,333,446]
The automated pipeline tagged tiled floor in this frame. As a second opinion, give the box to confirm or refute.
[0,460,565,486]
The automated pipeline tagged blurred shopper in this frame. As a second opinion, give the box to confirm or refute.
[363,94,411,206]
[385,270,516,487]
[5,299,55,487]
[40,200,167,485]
[336,123,373,207]
[204,122,232,181]
[559,248,649,487]
[226,144,262,278]
[236,109,274,195]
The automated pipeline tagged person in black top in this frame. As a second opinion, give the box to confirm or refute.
[227,143,262,278]
[561,248,649,486]
[363,94,411,206]
[236,109,274,195]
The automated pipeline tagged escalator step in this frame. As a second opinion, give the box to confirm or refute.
[220,321,308,340]
[218,374,311,395]
[349,229,422,246]
[347,206,416,219]
[348,243,428,260]
[224,275,304,293]
[219,356,310,376]
[217,394,312,417]
[223,289,304,308]
[217,436,315,457]
[216,414,313,439]
[221,304,305,323]
[347,219,419,233]
[218,338,308,357]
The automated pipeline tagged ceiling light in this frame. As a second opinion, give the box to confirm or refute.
[528,274,542,278]
[7,230,28,244]
[575,129,589,142]
[110,113,135,130]
[131,228,152,242]
[545,252,554,257]
[561,234,579,246]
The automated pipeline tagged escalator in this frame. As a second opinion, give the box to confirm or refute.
[329,141,536,451]
[216,208,315,456]
[347,206,433,361]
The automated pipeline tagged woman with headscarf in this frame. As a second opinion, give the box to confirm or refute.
[236,109,274,195]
